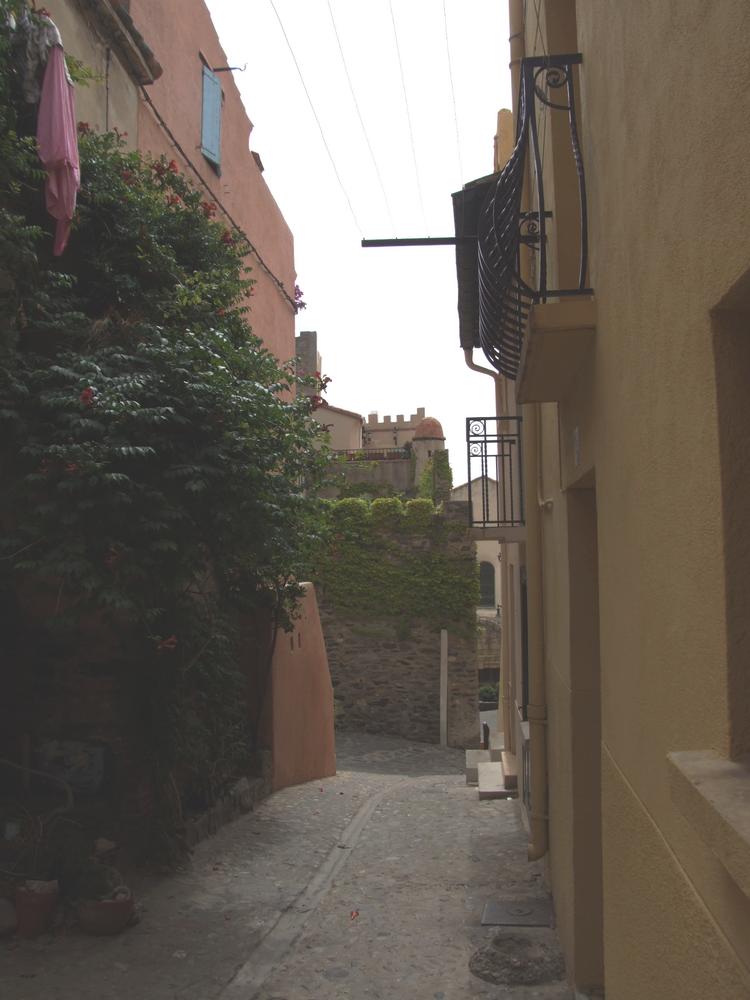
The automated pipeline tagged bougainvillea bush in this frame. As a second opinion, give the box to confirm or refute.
[0,3,328,838]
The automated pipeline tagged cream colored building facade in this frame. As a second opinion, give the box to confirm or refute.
[455,1,750,996]
[451,478,502,618]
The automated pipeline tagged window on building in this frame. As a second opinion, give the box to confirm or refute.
[479,561,495,608]
[201,64,222,169]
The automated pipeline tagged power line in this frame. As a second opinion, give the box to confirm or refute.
[388,0,429,233]
[268,0,363,236]
[138,85,297,313]
[442,0,463,185]
[326,0,396,234]
[532,0,548,58]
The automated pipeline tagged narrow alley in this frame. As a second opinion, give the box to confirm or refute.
[1,734,569,1000]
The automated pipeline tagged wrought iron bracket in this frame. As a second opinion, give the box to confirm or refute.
[476,53,592,380]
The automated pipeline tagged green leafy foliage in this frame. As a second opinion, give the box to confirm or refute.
[0,8,329,835]
[478,683,499,703]
[418,450,454,503]
[312,497,478,634]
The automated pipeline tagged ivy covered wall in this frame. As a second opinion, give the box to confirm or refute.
[313,498,480,747]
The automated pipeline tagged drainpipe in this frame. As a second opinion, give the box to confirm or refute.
[463,348,505,415]
[525,403,550,861]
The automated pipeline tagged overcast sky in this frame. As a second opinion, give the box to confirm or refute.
[205,0,512,483]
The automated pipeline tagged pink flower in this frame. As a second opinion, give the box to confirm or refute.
[157,635,178,653]
[79,387,95,407]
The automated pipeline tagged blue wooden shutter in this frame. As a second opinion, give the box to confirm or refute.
[201,65,222,166]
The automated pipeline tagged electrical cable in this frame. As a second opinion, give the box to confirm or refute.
[388,0,429,233]
[532,0,548,58]
[326,0,396,233]
[269,0,363,236]
[442,0,463,185]
[138,85,298,313]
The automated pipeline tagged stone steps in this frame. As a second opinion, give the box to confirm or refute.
[489,732,504,762]
[478,761,516,800]
[501,750,518,790]
[465,748,491,784]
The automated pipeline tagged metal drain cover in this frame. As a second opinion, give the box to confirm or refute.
[481,898,554,927]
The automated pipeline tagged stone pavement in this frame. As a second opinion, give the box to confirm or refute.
[0,733,572,999]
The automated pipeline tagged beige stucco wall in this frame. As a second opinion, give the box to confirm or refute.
[451,481,502,616]
[475,539,500,617]
[44,0,140,143]
[513,0,750,995]
[315,407,363,451]
[364,409,426,449]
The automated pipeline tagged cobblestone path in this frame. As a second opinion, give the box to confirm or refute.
[0,733,571,999]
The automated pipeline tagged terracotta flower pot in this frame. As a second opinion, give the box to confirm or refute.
[15,880,59,938]
[77,894,134,936]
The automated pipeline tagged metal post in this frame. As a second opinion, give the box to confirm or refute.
[440,629,449,747]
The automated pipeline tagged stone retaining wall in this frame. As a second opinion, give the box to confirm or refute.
[319,615,478,748]
[317,502,479,749]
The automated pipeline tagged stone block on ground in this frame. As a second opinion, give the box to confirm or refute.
[478,761,515,800]
[465,748,491,784]
[501,750,518,790]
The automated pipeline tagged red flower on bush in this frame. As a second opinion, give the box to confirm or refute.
[216,307,225,316]
[77,121,91,135]
[65,462,80,474]
[168,159,179,174]
[201,201,217,218]
[166,194,181,207]
[220,229,234,245]
[121,169,134,185]
[157,635,178,653]
[152,160,166,178]
[79,387,95,406]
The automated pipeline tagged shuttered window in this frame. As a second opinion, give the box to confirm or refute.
[201,65,222,167]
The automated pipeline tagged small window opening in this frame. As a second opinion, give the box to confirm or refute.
[479,561,496,608]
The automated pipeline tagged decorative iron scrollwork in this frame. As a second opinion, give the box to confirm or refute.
[466,416,524,529]
[532,64,572,110]
[476,53,592,380]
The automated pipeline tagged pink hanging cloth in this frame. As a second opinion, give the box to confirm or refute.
[36,44,80,256]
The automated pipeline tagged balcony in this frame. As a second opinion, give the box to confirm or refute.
[453,53,593,386]
[335,447,410,462]
[465,416,525,542]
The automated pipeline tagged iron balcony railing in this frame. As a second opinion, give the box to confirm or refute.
[335,447,410,462]
[466,416,524,529]
[477,53,592,379]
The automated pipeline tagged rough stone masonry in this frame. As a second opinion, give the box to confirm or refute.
[318,501,479,749]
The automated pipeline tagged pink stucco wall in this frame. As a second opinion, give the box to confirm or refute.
[267,584,337,791]
[128,0,296,364]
